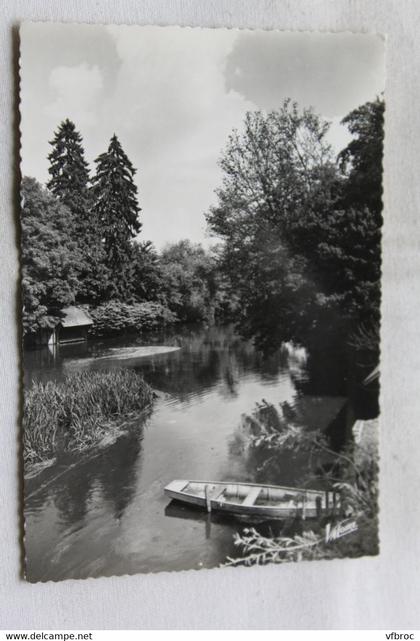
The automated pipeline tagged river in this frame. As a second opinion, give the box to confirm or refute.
[23,324,350,581]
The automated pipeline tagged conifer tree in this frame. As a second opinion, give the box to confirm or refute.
[91,135,141,298]
[47,119,90,223]
[47,119,108,303]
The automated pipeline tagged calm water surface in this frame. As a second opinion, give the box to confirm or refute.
[24,325,346,581]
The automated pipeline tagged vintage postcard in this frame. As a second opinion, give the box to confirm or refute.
[20,23,384,581]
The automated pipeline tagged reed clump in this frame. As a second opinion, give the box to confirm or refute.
[24,368,154,465]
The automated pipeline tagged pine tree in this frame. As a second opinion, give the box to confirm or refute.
[91,135,141,298]
[47,119,90,223]
[47,119,108,303]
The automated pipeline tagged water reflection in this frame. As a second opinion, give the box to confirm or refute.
[52,466,92,525]
[27,429,145,524]
[164,500,308,542]
[91,432,144,521]
[24,324,351,581]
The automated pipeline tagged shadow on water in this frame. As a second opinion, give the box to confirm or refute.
[164,500,311,542]
[24,427,146,581]
[51,431,144,526]
[23,324,372,580]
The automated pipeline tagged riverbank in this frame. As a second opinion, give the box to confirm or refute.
[226,416,379,566]
[23,368,155,470]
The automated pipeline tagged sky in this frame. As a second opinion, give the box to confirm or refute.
[20,24,385,249]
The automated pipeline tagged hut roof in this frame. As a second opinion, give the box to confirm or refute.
[60,306,93,328]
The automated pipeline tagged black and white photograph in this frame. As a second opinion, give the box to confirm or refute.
[20,22,385,582]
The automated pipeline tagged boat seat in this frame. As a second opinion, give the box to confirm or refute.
[242,487,261,506]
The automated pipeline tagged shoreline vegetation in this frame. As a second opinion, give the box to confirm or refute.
[88,301,178,338]
[23,369,155,470]
[226,404,379,566]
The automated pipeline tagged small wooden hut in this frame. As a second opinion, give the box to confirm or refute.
[56,306,93,344]
[27,306,93,347]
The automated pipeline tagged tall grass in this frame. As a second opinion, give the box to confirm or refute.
[24,369,155,465]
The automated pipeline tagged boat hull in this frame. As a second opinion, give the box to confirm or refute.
[164,480,339,520]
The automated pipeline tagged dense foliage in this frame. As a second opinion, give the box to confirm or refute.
[22,119,225,339]
[21,177,80,334]
[206,98,384,357]
[89,301,177,337]
[47,119,90,216]
[158,240,228,323]
[130,241,166,303]
[337,99,384,340]
[91,135,142,299]
[47,119,108,303]
[21,100,383,357]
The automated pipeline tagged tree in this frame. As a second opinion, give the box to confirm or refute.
[337,98,384,338]
[20,177,81,335]
[47,119,108,303]
[206,98,384,356]
[91,135,141,299]
[131,241,165,303]
[47,119,90,217]
[339,97,384,224]
[159,240,221,323]
[207,100,337,349]
[208,101,334,240]
[284,99,384,342]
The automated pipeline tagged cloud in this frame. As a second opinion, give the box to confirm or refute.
[20,22,121,185]
[102,27,250,153]
[225,31,385,118]
[20,24,385,248]
[98,26,255,246]
[46,63,104,127]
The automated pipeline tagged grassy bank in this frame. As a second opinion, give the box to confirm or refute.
[23,369,155,466]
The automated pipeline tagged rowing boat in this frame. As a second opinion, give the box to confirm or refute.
[164,479,340,520]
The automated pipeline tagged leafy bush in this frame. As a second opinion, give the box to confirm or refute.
[89,300,177,337]
[23,369,155,465]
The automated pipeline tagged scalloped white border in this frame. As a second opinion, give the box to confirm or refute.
[2,0,419,630]
[17,20,386,586]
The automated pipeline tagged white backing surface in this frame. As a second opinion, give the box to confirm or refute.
[1,0,419,630]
